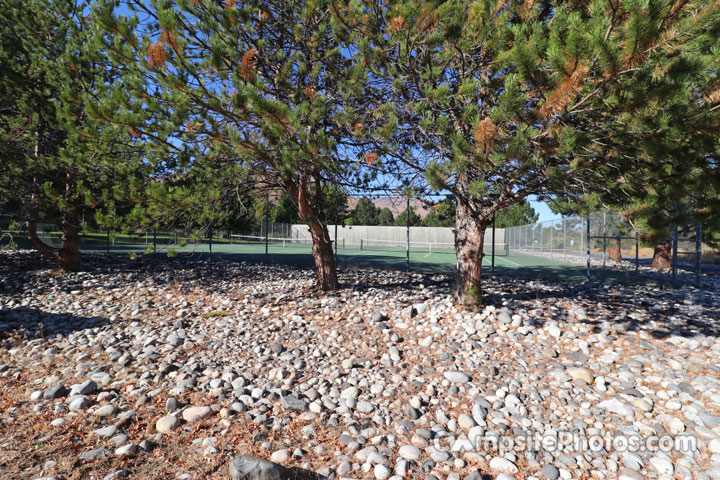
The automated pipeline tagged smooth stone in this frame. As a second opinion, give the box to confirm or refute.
[567,367,594,384]
[444,371,470,383]
[94,405,116,417]
[270,449,289,463]
[541,464,560,480]
[598,398,635,417]
[94,425,117,438]
[183,406,212,422]
[228,455,297,480]
[280,394,307,412]
[489,457,519,474]
[649,456,674,476]
[374,464,392,480]
[43,385,68,399]
[72,380,98,396]
[80,448,112,460]
[115,444,138,456]
[398,445,420,461]
[156,415,180,433]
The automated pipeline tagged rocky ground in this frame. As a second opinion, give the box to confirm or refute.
[1,250,720,480]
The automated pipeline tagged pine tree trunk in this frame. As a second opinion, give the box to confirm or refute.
[307,221,338,290]
[652,240,672,270]
[285,174,338,291]
[608,238,622,263]
[454,201,488,306]
[58,209,81,272]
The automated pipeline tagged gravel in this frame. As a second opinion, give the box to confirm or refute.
[2,250,720,479]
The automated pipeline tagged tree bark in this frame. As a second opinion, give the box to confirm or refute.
[58,208,81,271]
[652,240,672,270]
[608,238,622,263]
[284,174,338,291]
[26,206,81,272]
[454,200,488,306]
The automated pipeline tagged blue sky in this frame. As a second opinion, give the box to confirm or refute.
[529,196,561,223]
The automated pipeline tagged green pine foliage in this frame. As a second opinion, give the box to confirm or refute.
[345,0,720,302]
[0,0,148,270]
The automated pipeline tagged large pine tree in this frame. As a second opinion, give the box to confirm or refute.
[345,0,720,304]
[92,0,378,290]
[0,0,147,270]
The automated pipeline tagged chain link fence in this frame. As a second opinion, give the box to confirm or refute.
[505,210,705,285]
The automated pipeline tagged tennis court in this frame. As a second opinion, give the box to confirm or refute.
[2,229,644,283]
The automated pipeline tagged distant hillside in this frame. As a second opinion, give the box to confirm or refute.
[347,197,431,219]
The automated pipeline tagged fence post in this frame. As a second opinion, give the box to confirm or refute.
[635,230,639,273]
[586,214,591,281]
[672,225,678,282]
[696,222,702,287]
[208,227,212,257]
[106,229,110,255]
[334,207,338,258]
[264,191,269,263]
[406,195,410,272]
[491,213,496,274]
[602,211,607,268]
[153,229,157,253]
[540,224,543,255]
[550,222,553,258]
[563,217,567,263]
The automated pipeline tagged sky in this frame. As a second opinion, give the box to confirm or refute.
[529,195,562,223]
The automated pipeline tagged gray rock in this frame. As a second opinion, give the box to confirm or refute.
[43,385,68,399]
[489,457,519,474]
[598,398,634,417]
[156,415,180,433]
[115,444,138,456]
[103,471,130,480]
[228,455,306,480]
[398,445,420,461]
[699,413,720,428]
[72,380,98,396]
[94,425,117,438]
[80,448,112,460]
[183,406,212,422]
[541,464,560,480]
[280,394,307,412]
[444,371,470,383]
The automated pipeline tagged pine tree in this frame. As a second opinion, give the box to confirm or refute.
[394,207,422,227]
[0,0,147,270]
[347,1,720,304]
[352,197,381,225]
[494,200,538,229]
[377,207,395,226]
[91,0,375,290]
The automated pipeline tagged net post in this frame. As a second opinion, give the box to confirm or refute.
[586,214,591,281]
[491,213,496,275]
[696,222,702,286]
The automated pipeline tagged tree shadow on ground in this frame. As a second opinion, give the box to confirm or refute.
[0,308,111,342]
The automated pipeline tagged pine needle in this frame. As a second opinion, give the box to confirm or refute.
[240,49,258,81]
[147,42,167,68]
[474,117,497,153]
[538,64,589,120]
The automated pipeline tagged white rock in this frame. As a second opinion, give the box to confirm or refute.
[489,457,519,474]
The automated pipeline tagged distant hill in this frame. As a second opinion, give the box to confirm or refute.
[347,197,431,219]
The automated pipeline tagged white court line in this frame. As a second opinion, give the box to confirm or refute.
[482,255,522,267]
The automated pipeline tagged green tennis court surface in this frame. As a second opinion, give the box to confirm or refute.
[3,230,646,283]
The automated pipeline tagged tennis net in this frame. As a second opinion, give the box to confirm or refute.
[359,239,508,256]
[230,235,344,249]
